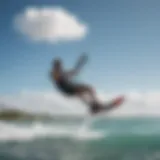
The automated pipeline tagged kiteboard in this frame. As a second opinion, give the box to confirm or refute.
[90,96,125,115]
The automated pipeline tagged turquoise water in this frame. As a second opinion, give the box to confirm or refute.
[0,117,160,160]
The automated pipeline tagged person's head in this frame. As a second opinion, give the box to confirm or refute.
[52,58,62,71]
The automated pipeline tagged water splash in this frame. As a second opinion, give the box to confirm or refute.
[0,120,105,142]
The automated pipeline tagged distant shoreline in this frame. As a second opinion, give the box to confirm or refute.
[0,109,51,120]
[0,108,160,121]
[0,109,85,121]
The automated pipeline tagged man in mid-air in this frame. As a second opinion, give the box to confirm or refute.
[49,54,124,114]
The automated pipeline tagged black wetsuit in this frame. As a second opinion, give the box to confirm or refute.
[53,70,105,114]
[55,74,78,96]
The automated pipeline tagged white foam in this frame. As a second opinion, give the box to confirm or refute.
[0,121,105,142]
[72,116,106,140]
[73,129,105,140]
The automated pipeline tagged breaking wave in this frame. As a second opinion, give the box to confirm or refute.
[0,121,105,142]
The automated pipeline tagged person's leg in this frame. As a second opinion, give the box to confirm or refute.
[77,92,103,114]
[77,93,90,105]
[63,81,100,104]
[75,84,100,104]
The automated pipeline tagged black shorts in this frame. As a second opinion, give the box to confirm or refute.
[56,81,78,95]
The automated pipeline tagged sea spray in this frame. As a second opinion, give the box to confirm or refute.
[1,118,160,160]
[74,115,106,140]
[0,119,105,142]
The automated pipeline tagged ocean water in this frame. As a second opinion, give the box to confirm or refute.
[0,117,160,160]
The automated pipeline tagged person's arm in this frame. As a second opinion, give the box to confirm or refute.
[66,53,88,77]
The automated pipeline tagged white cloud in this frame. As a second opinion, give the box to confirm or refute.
[1,90,160,117]
[14,7,88,43]
[0,90,86,115]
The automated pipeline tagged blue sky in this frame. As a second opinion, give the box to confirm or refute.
[1,0,160,95]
